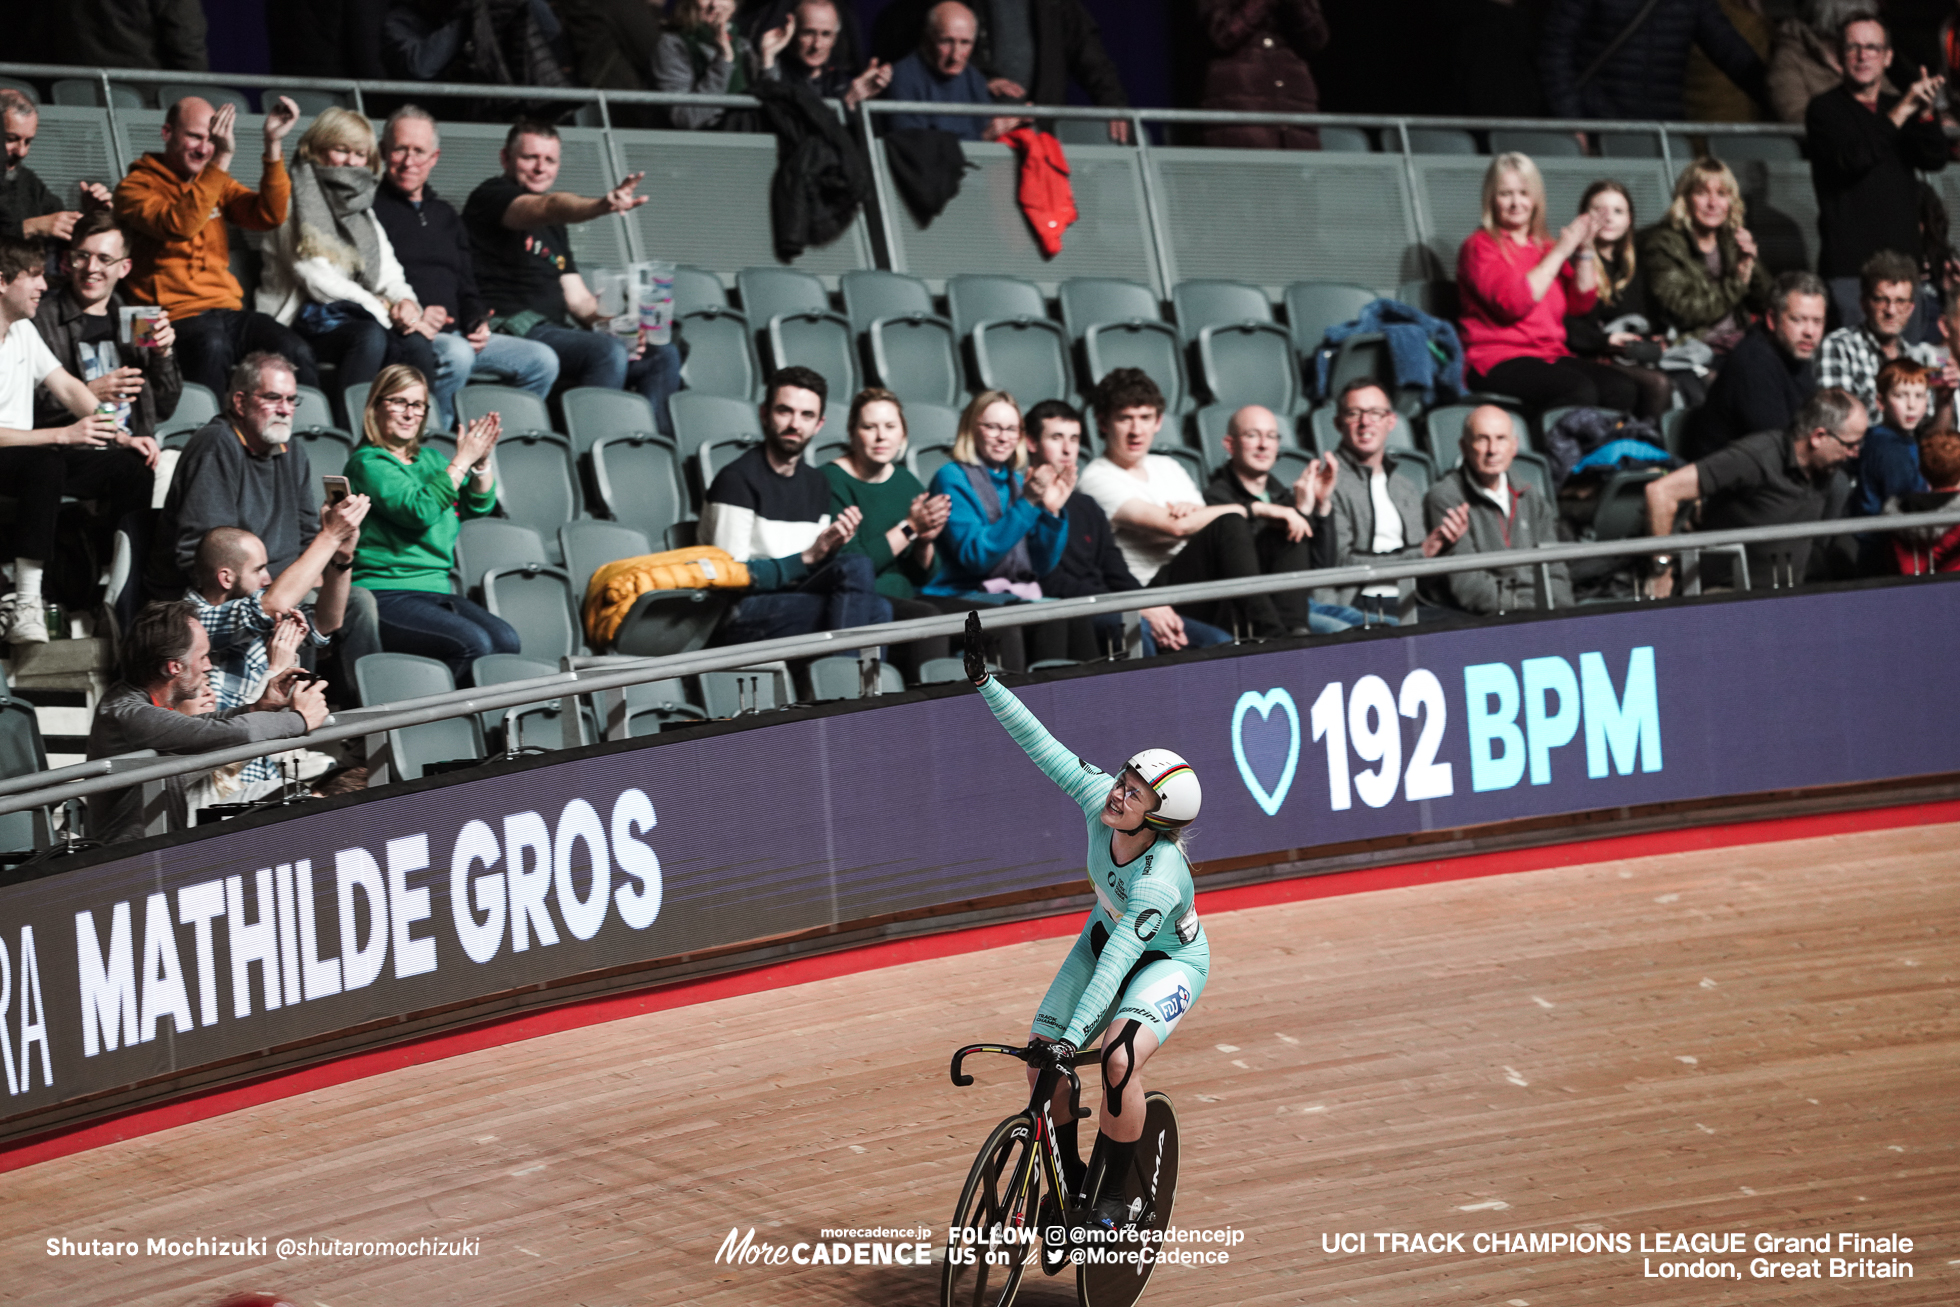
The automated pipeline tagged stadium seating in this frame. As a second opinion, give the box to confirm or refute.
[562,387,659,457]
[0,691,49,857]
[1591,470,1663,541]
[1197,321,1300,413]
[807,656,904,700]
[677,304,761,401]
[356,653,484,781]
[1171,279,1276,345]
[295,385,341,436]
[590,435,689,542]
[947,275,1048,343]
[490,433,584,560]
[460,383,554,438]
[483,563,584,661]
[1319,126,1372,153]
[292,428,353,504]
[911,441,959,485]
[560,521,652,596]
[972,317,1074,406]
[456,520,549,593]
[158,382,221,444]
[671,392,765,468]
[1059,278,1163,343]
[472,653,589,751]
[1084,319,1191,414]
[906,403,961,451]
[1284,281,1378,359]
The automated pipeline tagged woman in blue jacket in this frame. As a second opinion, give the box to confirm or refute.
[923,390,1071,669]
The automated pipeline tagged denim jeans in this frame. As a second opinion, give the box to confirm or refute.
[716,554,892,650]
[428,330,560,429]
[523,322,681,437]
[371,588,521,683]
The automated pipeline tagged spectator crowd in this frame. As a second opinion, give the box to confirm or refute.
[0,5,1952,848]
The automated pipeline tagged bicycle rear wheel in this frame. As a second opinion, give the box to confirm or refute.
[942,1114,1044,1307]
[1076,1092,1180,1307]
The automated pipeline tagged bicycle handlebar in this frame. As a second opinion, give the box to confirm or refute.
[950,1041,1094,1120]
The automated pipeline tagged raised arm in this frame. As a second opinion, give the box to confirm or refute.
[972,626,1110,812]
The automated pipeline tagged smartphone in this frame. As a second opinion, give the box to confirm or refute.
[322,475,351,506]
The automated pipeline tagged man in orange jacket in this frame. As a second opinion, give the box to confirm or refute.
[113,95,320,396]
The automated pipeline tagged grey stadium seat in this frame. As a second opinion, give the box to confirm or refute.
[295,384,342,436]
[560,520,652,597]
[1711,135,1802,164]
[1172,279,1275,346]
[1591,470,1663,542]
[672,265,730,316]
[1403,128,1478,155]
[1084,319,1190,414]
[342,381,371,430]
[455,520,548,593]
[700,435,763,494]
[591,435,689,542]
[460,383,556,437]
[1319,126,1372,153]
[292,429,353,504]
[0,692,49,856]
[562,386,658,457]
[1489,129,1585,159]
[905,402,960,451]
[355,653,484,780]
[483,564,585,661]
[767,309,860,404]
[972,317,1074,406]
[808,656,906,700]
[158,381,221,442]
[911,441,959,486]
[51,79,146,109]
[671,392,765,467]
[0,78,39,105]
[947,274,1048,342]
[1197,321,1299,413]
[1284,282,1377,358]
[472,653,589,752]
[677,304,760,401]
[870,313,963,407]
[1058,277,1162,342]
[156,82,252,114]
[285,90,349,118]
[842,269,936,337]
[490,433,584,561]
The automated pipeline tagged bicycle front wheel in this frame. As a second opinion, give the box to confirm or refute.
[942,1114,1043,1307]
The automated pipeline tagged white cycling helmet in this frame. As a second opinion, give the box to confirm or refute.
[1124,748,1201,830]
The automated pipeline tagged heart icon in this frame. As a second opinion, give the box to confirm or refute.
[1233,688,1300,817]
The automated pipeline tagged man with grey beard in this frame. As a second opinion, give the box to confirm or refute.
[146,350,383,697]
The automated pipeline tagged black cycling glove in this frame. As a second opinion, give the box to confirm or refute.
[964,610,989,685]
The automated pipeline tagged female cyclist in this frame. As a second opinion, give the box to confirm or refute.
[963,612,1208,1229]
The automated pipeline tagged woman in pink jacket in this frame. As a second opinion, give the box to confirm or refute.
[1456,152,1641,415]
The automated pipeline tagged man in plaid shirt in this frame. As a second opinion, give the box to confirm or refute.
[185,498,367,783]
[1817,250,1941,424]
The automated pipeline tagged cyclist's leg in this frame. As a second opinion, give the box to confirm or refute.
[1027,927,1098,1186]
[1086,956,1205,1220]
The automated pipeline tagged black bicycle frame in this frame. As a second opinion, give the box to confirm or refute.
[951,1042,1098,1220]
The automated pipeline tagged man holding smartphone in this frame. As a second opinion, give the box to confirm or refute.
[372,106,558,430]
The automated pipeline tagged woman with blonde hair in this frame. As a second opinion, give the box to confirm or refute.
[343,364,517,682]
[1455,152,1640,414]
[1638,156,1773,352]
[257,106,438,404]
[920,389,1071,670]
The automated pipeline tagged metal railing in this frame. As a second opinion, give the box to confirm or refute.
[1,508,1954,828]
[1,58,1835,289]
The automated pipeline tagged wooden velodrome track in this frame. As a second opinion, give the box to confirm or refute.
[4,816,1956,1307]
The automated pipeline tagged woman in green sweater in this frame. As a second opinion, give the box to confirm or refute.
[821,387,951,677]
[344,364,518,683]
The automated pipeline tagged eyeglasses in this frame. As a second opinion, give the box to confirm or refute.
[1870,294,1915,310]
[381,397,429,415]
[1824,431,1864,455]
[1114,779,1151,806]
[1339,406,1394,423]
[252,392,298,410]
[977,421,1021,436]
[70,251,127,269]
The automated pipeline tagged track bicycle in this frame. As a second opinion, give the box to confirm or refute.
[942,1040,1181,1307]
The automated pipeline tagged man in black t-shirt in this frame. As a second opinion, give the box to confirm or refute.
[1645,387,1863,592]
[462,118,682,433]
